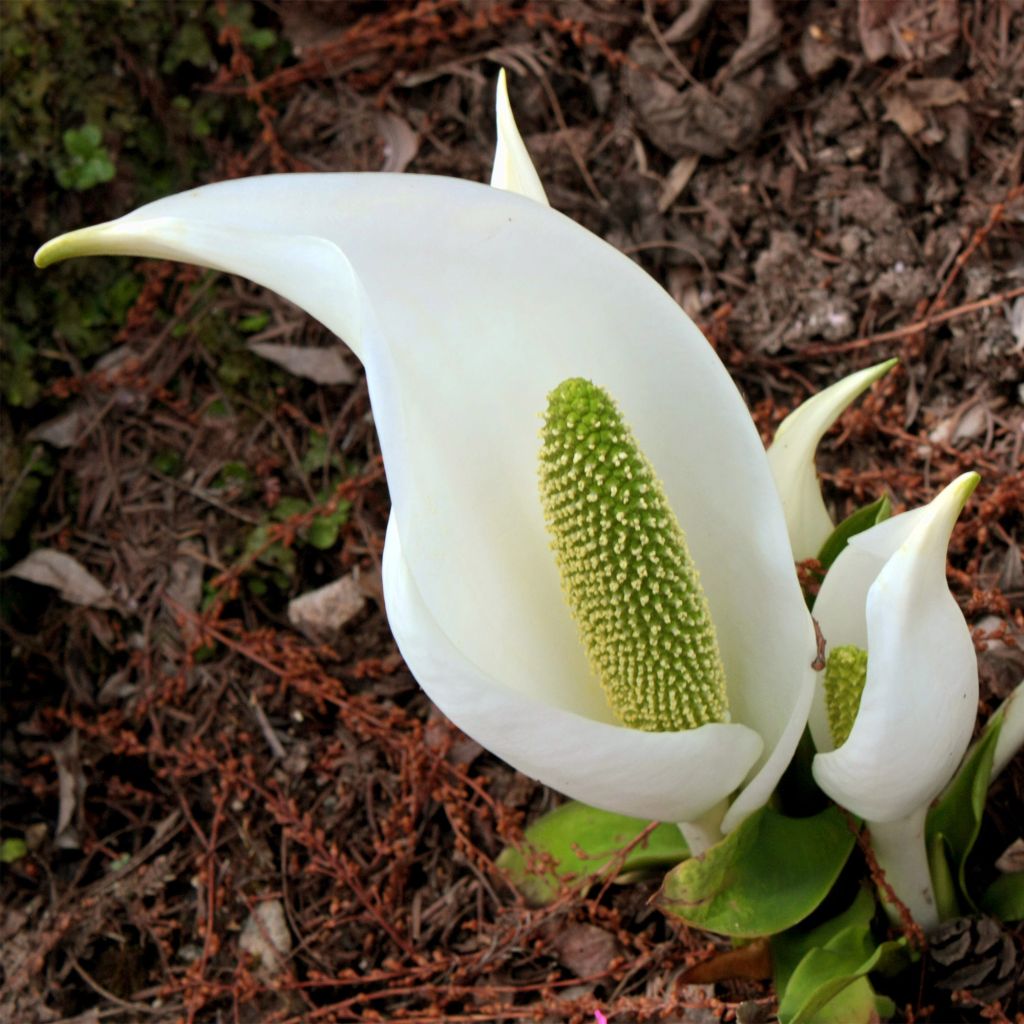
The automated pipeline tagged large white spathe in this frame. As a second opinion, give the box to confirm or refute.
[35,90,819,834]
[809,472,980,928]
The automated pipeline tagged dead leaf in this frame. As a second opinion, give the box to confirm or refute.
[424,708,484,767]
[28,409,86,449]
[658,153,700,213]
[680,937,772,983]
[995,839,1024,874]
[548,922,619,977]
[277,0,346,55]
[858,0,959,63]
[288,573,366,643]
[248,342,355,385]
[884,92,926,137]
[377,111,419,173]
[675,984,721,1024]
[929,400,989,446]
[164,542,206,645]
[166,542,204,611]
[904,78,969,107]
[1007,296,1024,348]
[7,549,114,609]
[626,35,797,160]
[239,899,292,975]
[884,78,970,142]
[52,732,84,850]
[662,0,715,43]
[716,0,782,84]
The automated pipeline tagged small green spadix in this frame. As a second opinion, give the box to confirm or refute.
[823,645,868,747]
[538,377,728,732]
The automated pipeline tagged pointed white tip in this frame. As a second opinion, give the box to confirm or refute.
[767,358,899,561]
[490,68,549,206]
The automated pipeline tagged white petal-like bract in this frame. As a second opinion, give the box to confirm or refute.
[812,473,980,822]
[490,68,549,205]
[768,359,897,561]
[36,88,819,829]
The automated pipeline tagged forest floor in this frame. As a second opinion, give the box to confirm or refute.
[1,2,1022,1022]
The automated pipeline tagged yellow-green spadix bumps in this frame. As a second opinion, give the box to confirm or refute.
[823,645,868,747]
[538,378,728,732]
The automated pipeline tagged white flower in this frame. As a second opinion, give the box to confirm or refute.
[767,359,897,561]
[808,473,981,928]
[35,74,827,837]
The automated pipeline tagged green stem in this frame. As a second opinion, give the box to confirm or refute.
[869,805,939,932]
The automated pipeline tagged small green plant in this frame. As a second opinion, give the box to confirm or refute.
[240,492,351,594]
[55,124,115,191]
[0,838,28,864]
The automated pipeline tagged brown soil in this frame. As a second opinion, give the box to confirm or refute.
[2,2,1022,1022]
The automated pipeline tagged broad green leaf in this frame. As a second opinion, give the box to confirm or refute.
[496,800,688,906]
[775,892,909,1024]
[772,887,876,994]
[780,937,903,1024]
[658,807,855,937]
[927,710,1004,911]
[980,872,1024,922]
[816,495,891,574]
[791,970,875,1024]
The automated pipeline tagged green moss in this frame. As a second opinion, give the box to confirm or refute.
[0,0,286,408]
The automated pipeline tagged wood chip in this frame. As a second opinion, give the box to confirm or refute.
[288,572,366,643]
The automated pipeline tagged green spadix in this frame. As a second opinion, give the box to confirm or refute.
[538,378,728,732]
[823,645,868,747]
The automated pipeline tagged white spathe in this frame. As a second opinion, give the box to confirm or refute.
[809,472,980,930]
[767,359,897,562]
[810,473,980,821]
[35,89,820,833]
[490,68,549,205]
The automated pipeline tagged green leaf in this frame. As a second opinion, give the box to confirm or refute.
[57,124,115,190]
[773,888,877,995]
[152,450,183,477]
[0,838,28,864]
[237,311,270,333]
[306,518,337,550]
[817,495,891,574]
[272,496,308,521]
[659,807,856,937]
[63,123,101,156]
[161,21,214,73]
[496,800,688,906]
[774,890,909,1024]
[927,831,959,923]
[926,710,1003,911]
[781,937,904,1024]
[302,433,343,475]
[245,27,277,51]
[980,872,1024,922]
[307,502,350,550]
